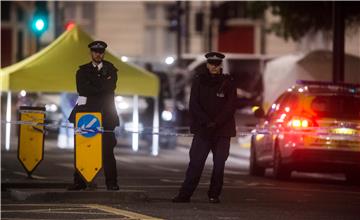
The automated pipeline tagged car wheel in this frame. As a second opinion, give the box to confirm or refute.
[249,136,265,176]
[345,170,360,185]
[273,145,291,180]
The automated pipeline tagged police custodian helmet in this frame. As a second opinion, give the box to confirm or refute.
[205,52,225,66]
[88,41,107,53]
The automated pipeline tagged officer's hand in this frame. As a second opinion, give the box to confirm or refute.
[202,122,216,137]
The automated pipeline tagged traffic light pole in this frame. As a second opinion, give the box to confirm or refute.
[35,36,40,52]
[176,1,182,68]
[208,1,214,52]
[184,1,190,54]
[332,2,345,83]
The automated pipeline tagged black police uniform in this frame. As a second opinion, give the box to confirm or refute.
[175,52,237,202]
[68,41,120,190]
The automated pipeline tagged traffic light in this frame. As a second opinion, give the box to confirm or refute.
[32,16,46,33]
[31,1,49,36]
[166,3,179,32]
[65,21,76,31]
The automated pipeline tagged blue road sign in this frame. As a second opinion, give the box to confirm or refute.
[77,114,101,138]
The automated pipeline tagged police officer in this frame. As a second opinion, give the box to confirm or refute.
[67,40,120,191]
[173,52,236,203]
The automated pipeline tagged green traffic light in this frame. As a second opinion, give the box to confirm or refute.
[35,18,45,31]
[31,16,48,35]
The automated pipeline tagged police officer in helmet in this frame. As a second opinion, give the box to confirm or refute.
[173,52,237,203]
[67,40,120,191]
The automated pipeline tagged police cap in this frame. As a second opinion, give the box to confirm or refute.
[88,40,107,53]
[205,52,225,65]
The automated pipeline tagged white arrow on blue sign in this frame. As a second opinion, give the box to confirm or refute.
[77,114,101,138]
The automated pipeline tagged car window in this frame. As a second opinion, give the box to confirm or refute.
[267,93,299,121]
[281,94,298,110]
[310,95,360,119]
[266,94,286,119]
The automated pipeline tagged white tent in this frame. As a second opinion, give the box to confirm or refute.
[263,50,360,110]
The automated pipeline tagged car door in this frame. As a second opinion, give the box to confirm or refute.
[258,94,288,162]
[267,93,298,161]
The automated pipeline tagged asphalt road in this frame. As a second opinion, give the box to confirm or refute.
[2,137,360,220]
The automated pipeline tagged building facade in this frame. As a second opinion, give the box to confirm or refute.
[2,1,359,67]
[1,1,36,67]
[60,1,360,62]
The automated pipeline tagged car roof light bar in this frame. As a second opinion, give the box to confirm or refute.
[296,80,360,88]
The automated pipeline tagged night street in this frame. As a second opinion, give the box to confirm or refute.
[2,1,360,220]
[2,137,360,220]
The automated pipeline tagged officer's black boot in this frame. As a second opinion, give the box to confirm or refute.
[209,197,220,203]
[103,132,119,191]
[67,183,86,191]
[106,184,119,191]
[67,172,87,190]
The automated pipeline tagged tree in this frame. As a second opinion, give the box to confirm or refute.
[248,2,360,40]
[248,1,360,82]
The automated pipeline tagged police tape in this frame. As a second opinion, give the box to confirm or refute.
[2,119,360,138]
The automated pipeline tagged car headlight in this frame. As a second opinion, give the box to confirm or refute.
[161,110,173,121]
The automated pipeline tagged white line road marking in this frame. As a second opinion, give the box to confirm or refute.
[56,163,73,168]
[115,156,133,163]
[150,165,181,172]
[85,204,163,220]
[227,156,249,166]
[246,182,275,186]
[0,207,90,213]
[12,171,47,179]
[160,178,183,183]
[224,170,248,175]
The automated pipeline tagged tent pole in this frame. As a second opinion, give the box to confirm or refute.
[152,96,159,156]
[132,95,139,152]
[5,91,12,151]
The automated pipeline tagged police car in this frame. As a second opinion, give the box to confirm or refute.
[250,81,360,183]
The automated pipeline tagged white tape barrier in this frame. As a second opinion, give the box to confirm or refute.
[1,119,360,138]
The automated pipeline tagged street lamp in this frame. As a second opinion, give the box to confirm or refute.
[165,56,175,65]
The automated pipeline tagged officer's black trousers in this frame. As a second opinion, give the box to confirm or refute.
[73,131,118,186]
[179,135,230,198]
